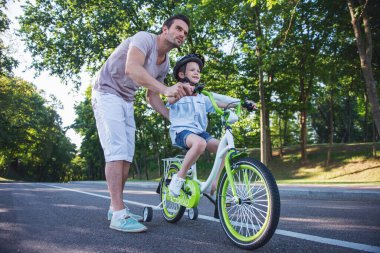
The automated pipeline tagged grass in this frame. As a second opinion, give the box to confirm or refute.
[266,143,380,185]
[1,143,379,185]
[0,176,14,182]
[191,142,380,185]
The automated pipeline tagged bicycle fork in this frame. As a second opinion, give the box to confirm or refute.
[224,149,240,203]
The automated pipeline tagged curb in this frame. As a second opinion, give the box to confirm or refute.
[123,181,380,201]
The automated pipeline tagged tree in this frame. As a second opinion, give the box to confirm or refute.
[347,0,380,137]
[0,0,18,75]
[0,76,76,181]
[72,86,105,180]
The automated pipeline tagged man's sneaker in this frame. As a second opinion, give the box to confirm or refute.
[110,215,147,233]
[108,207,143,222]
[168,174,185,197]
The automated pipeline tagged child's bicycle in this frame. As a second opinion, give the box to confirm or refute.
[142,86,280,250]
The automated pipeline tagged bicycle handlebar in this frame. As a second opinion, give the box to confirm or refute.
[192,84,256,117]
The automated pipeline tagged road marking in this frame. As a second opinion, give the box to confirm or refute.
[40,183,380,253]
[274,230,380,253]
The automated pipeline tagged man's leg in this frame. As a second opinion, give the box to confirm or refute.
[106,161,126,211]
[107,160,143,221]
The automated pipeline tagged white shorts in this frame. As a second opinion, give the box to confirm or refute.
[92,90,135,162]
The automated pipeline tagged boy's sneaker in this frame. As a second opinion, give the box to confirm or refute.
[110,215,147,233]
[168,174,185,197]
[108,207,143,222]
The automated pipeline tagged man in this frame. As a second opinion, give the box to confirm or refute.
[92,14,192,233]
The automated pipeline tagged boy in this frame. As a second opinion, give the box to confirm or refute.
[167,53,242,197]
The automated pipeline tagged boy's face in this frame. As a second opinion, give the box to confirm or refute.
[179,61,201,84]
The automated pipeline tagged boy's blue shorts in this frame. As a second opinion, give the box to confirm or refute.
[175,130,213,149]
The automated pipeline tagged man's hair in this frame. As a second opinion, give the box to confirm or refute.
[162,14,190,31]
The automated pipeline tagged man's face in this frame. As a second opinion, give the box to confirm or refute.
[163,19,189,48]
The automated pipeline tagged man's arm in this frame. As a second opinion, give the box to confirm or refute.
[146,90,169,119]
[125,46,192,100]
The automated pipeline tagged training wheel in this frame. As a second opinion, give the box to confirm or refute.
[143,207,153,222]
[188,208,198,220]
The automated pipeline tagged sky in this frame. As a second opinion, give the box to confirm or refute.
[4,1,91,147]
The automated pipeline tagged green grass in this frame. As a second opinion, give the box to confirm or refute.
[266,143,380,185]
[0,177,13,182]
[2,143,379,185]
[192,142,380,185]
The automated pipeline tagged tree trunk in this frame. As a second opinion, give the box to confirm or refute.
[345,97,352,142]
[266,110,272,161]
[348,0,380,137]
[326,90,334,166]
[283,116,288,147]
[364,92,369,142]
[254,6,268,166]
[133,158,141,179]
[278,117,283,158]
[299,74,308,163]
[373,121,377,157]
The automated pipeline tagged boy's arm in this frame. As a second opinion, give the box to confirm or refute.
[211,92,241,108]
[146,90,169,120]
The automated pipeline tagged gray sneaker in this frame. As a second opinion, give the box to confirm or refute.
[108,207,143,222]
[110,215,147,233]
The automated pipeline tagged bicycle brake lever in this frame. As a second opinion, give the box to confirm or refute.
[193,83,205,94]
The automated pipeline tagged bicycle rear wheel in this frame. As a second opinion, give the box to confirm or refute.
[217,157,280,250]
[160,163,186,223]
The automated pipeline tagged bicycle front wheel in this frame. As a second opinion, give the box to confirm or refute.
[217,157,280,250]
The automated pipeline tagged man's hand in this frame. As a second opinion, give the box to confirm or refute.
[164,82,193,103]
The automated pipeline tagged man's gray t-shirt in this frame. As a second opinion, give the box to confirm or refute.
[94,31,169,101]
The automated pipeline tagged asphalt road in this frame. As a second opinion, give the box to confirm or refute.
[0,181,379,253]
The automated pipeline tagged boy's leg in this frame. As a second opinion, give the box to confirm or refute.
[169,134,207,197]
[206,139,224,195]
[177,134,207,178]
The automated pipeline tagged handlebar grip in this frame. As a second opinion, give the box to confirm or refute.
[242,101,256,112]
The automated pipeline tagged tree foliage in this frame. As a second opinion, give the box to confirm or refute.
[9,0,380,179]
[0,0,18,75]
[0,75,76,181]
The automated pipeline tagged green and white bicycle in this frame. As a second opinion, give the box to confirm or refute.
[143,86,280,250]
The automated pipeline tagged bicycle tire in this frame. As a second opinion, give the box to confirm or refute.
[217,157,280,249]
[160,163,186,223]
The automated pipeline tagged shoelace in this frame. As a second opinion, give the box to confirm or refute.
[173,178,184,188]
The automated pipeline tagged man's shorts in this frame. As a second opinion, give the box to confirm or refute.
[92,90,135,163]
[175,130,214,149]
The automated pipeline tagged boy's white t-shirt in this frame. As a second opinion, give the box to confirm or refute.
[168,94,215,145]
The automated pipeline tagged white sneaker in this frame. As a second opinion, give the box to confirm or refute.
[168,174,185,197]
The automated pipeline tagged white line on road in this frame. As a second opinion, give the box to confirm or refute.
[40,183,380,253]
